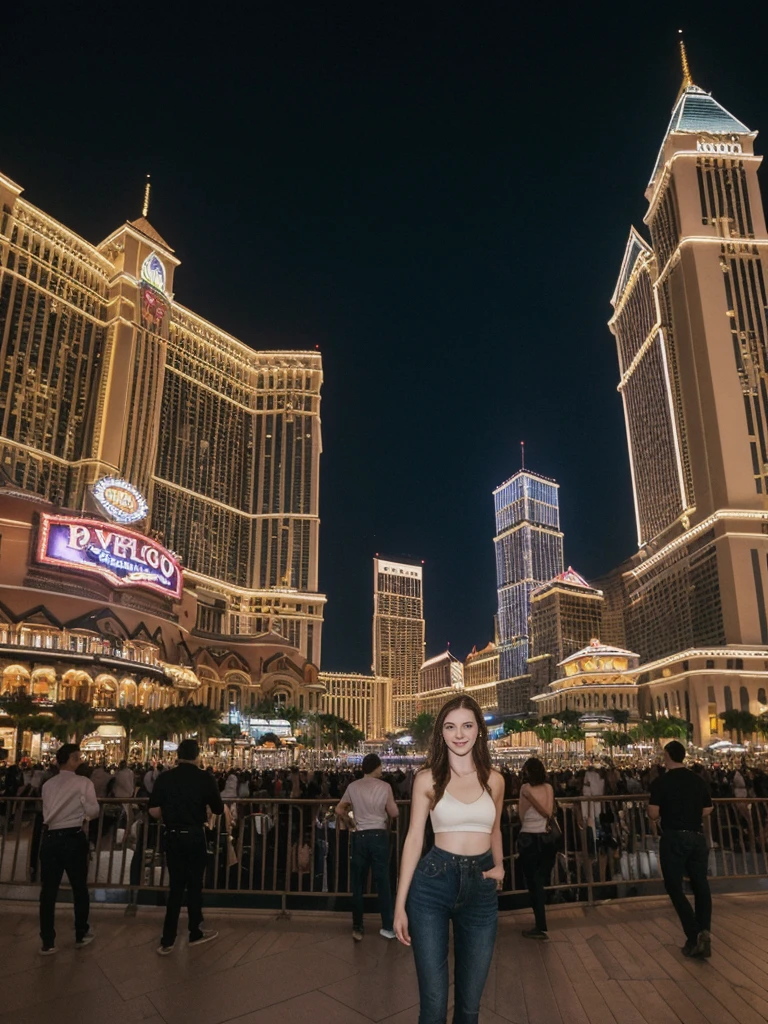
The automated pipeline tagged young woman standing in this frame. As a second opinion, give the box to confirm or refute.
[517,756,556,939]
[394,696,505,1024]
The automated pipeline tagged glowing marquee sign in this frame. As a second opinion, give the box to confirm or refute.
[36,514,182,601]
[141,252,167,294]
[93,477,148,525]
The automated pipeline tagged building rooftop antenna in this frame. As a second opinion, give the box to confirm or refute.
[678,29,694,89]
[520,441,525,471]
[142,174,151,218]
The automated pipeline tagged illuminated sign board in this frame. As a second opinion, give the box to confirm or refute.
[36,514,182,600]
[93,477,148,525]
[141,252,167,294]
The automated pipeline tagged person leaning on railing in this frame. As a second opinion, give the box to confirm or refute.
[647,740,713,960]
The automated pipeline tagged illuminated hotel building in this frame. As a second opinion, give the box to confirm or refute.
[493,470,564,681]
[318,672,393,740]
[528,568,604,697]
[607,47,768,743]
[372,558,425,728]
[0,169,326,739]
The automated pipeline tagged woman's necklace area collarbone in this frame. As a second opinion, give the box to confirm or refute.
[450,767,478,778]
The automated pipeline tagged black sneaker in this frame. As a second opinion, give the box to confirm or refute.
[681,939,697,957]
[694,930,711,958]
[522,928,549,940]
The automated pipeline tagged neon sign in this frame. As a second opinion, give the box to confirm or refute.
[141,252,166,294]
[36,514,182,600]
[93,477,148,525]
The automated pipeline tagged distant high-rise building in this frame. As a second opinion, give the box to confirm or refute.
[414,650,464,716]
[493,470,564,680]
[372,558,425,728]
[528,568,604,697]
[607,46,768,743]
[319,671,393,739]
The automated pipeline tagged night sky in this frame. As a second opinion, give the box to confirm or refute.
[4,4,768,672]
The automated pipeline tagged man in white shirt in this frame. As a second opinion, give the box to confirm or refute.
[39,744,100,955]
[335,754,399,942]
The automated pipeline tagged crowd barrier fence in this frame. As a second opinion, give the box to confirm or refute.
[1,795,766,912]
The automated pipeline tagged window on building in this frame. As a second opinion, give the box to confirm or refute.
[706,660,715,669]
[758,688,767,706]
[724,686,733,711]
[740,686,750,712]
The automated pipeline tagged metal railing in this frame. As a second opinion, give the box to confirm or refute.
[1,795,767,909]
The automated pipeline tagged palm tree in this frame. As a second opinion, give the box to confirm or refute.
[561,724,586,753]
[183,703,223,744]
[315,713,364,751]
[258,731,282,748]
[602,729,630,755]
[281,704,306,736]
[720,709,758,745]
[1,695,38,762]
[610,709,631,732]
[114,705,148,760]
[533,722,559,754]
[503,718,537,741]
[553,708,582,729]
[405,712,436,752]
[144,706,183,761]
[218,723,243,764]
[52,699,97,744]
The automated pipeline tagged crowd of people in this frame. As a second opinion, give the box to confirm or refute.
[0,720,765,1020]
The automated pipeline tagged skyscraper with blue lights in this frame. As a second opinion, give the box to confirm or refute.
[493,470,564,680]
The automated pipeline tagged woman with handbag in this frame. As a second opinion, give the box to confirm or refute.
[517,757,557,940]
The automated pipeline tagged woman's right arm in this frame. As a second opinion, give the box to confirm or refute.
[393,770,432,946]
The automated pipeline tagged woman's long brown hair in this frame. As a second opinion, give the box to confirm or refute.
[422,694,492,809]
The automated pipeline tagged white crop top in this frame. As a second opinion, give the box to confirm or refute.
[430,788,496,834]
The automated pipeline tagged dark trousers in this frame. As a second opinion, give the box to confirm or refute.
[659,830,712,943]
[162,828,208,947]
[39,828,90,947]
[350,829,393,931]
[518,832,556,932]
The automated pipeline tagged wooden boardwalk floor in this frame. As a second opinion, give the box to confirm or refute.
[1,893,766,1024]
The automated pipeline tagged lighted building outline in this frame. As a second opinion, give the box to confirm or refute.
[372,557,425,728]
[0,171,325,667]
[606,43,768,743]
[493,469,564,680]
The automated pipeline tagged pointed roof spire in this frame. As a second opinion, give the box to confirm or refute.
[678,30,693,92]
[142,174,151,218]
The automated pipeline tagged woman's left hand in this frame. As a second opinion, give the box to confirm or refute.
[482,864,505,886]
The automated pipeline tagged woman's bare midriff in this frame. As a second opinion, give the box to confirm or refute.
[433,832,492,856]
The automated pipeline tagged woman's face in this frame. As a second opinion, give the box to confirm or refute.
[442,708,479,756]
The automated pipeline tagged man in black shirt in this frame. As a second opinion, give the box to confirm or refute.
[648,740,713,958]
[148,739,224,955]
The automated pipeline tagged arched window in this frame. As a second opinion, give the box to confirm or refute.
[724,685,733,711]
[758,688,767,706]
[656,696,662,714]
[273,690,290,709]
[740,686,750,712]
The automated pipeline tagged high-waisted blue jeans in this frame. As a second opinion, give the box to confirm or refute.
[406,846,498,1024]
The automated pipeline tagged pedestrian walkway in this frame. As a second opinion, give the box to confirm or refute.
[1,893,766,1024]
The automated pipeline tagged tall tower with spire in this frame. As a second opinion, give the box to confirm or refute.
[493,467,564,683]
[609,44,768,675]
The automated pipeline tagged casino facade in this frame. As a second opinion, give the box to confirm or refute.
[0,169,327,740]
